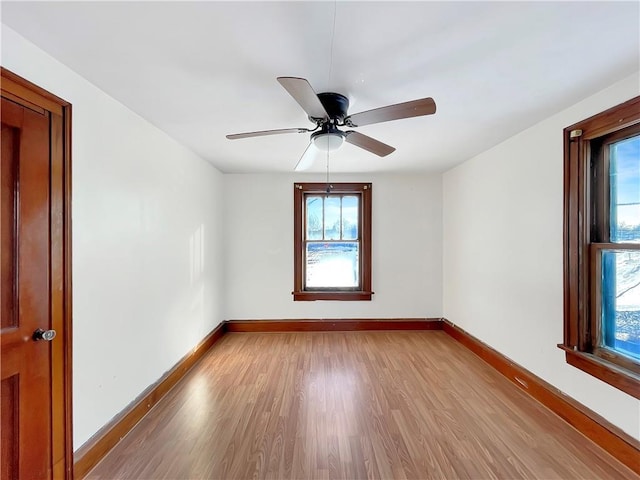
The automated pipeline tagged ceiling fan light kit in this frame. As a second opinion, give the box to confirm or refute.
[226,76,436,170]
[311,124,345,152]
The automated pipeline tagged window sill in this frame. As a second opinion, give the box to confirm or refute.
[558,344,640,399]
[292,291,373,301]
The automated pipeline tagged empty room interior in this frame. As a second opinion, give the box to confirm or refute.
[1,1,639,479]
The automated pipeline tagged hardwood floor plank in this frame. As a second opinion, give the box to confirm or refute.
[86,332,638,480]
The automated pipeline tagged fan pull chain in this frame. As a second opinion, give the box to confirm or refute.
[325,0,336,192]
[326,149,332,195]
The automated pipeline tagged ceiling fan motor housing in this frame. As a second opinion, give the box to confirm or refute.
[316,92,350,122]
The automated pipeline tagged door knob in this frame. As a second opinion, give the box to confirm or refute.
[32,329,56,342]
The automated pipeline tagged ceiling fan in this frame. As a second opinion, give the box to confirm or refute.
[226,77,437,171]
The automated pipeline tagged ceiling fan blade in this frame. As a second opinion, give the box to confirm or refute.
[344,131,395,157]
[226,127,310,140]
[345,97,436,127]
[294,143,317,171]
[277,77,329,121]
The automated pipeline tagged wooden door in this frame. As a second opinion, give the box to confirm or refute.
[1,97,54,478]
[0,69,73,480]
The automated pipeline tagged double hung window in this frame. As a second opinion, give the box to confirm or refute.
[293,183,372,301]
[562,97,640,398]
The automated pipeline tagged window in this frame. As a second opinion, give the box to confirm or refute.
[293,183,372,301]
[562,96,640,398]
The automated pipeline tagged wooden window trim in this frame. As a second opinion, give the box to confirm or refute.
[561,95,640,399]
[559,346,640,398]
[293,182,372,301]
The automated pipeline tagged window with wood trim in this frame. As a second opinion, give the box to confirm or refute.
[562,96,640,399]
[293,182,372,301]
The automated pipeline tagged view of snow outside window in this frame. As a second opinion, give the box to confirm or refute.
[607,134,639,359]
[305,195,359,288]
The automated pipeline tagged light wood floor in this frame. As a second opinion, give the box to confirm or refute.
[87,331,638,479]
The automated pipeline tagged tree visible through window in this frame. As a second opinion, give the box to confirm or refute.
[293,183,372,301]
[562,96,640,399]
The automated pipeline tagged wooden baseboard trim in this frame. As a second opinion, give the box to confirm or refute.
[73,322,227,479]
[225,318,443,332]
[442,319,640,475]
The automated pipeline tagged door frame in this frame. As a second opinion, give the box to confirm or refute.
[1,67,73,479]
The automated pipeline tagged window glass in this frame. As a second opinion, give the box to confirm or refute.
[305,193,361,289]
[609,134,640,243]
[306,196,323,240]
[342,196,359,240]
[323,196,341,240]
[601,250,640,360]
[306,242,359,288]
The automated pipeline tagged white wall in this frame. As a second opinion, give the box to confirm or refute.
[2,26,226,449]
[443,73,640,439]
[224,173,442,320]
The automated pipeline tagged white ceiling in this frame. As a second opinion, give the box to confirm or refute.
[2,1,639,173]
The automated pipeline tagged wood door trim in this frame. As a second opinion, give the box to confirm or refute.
[1,69,66,115]
[1,90,46,115]
[73,323,227,479]
[442,319,640,475]
[1,67,73,479]
[225,318,444,332]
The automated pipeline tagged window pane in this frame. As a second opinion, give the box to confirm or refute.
[610,135,640,243]
[306,242,359,288]
[324,196,341,240]
[342,195,359,240]
[601,250,640,360]
[306,196,323,240]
